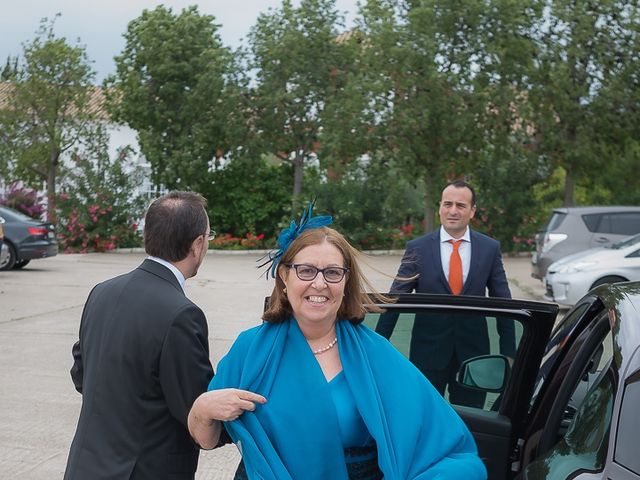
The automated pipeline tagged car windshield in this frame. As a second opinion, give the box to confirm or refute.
[608,233,640,250]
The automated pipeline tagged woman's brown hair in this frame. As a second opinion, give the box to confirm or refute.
[262,226,392,324]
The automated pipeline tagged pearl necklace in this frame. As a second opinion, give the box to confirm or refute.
[312,337,338,355]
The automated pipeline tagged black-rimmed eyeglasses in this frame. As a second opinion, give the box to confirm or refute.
[206,229,216,241]
[285,263,349,283]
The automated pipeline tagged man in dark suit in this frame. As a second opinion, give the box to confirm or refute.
[376,180,515,408]
[64,191,265,480]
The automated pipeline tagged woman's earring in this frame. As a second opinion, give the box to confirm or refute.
[283,287,287,294]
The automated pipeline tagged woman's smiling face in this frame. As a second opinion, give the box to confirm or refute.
[279,240,346,328]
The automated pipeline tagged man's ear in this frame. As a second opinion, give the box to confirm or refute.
[470,205,477,219]
[190,235,204,256]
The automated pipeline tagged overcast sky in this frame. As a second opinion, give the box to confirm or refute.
[0,0,360,82]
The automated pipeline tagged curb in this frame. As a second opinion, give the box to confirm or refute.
[504,251,534,258]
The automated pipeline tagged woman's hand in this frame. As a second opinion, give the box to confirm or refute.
[188,389,267,449]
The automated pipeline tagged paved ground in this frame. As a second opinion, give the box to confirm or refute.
[0,251,546,479]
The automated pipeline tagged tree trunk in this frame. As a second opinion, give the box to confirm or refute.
[46,150,59,224]
[292,152,304,212]
[563,168,575,207]
[423,173,436,232]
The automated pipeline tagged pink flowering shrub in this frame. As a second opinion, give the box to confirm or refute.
[56,146,144,253]
[57,195,140,253]
[0,181,46,219]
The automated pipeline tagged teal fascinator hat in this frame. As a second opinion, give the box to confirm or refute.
[258,200,332,279]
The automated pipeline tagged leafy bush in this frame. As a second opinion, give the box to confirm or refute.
[307,158,424,250]
[56,132,144,253]
[203,157,292,240]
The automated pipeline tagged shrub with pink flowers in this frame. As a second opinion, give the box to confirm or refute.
[56,141,144,253]
[0,181,46,219]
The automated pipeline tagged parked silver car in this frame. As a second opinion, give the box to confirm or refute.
[544,233,640,306]
[531,206,640,280]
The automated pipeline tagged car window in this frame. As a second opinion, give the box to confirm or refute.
[582,213,602,233]
[523,365,614,479]
[530,303,591,408]
[598,213,640,236]
[614,370,640,474]
[546,212,567,232]
[365,309,523,412]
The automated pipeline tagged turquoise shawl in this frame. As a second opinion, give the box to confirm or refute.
[209,318,487,480]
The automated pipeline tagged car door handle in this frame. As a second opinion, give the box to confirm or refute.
[594,237,610,243]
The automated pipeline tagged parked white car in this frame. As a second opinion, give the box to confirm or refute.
[544,233,640,306]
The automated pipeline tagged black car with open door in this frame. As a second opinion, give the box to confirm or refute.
[362,286,640,480]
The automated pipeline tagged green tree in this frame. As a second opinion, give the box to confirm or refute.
[356,0,502,230]
[1,56,18,80]
[106,5,239,193]
[248,0,352,210]
[0,16,95,223]
[466,0,548,248]
[530,0,640,206]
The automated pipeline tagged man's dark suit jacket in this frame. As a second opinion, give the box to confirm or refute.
[376,229,515,370]
[64,259,213,480]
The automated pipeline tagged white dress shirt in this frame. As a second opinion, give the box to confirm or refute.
[147,256,186,293]
[439,226,472,284]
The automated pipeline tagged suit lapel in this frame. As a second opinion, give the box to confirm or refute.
[430,231,451,293]
[463,229,480,295]
[138,259,184,294]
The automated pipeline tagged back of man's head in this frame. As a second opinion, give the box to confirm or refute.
[144,191,208,262]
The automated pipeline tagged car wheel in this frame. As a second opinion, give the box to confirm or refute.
[13,259,31,269]
[590,275,627,290]
[0,242,17,270]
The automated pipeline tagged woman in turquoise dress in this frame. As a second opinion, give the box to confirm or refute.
[189,205,487,480]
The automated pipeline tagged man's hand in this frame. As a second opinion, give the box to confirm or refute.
[188,389,267,449]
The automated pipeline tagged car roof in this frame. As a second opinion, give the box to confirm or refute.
[552,205,640,214]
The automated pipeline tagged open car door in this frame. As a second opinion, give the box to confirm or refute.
[363,293,558,480]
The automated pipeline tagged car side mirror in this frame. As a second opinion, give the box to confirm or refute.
[457,355,510,393]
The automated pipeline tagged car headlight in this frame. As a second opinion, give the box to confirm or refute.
[554,261,598,274]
